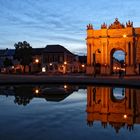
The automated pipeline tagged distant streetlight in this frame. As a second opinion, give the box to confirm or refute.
[81,64,85,68]
[64,85,67,89]
[123,34,127,38]
[64,61,67,65]
[64,61,67,74]
[123,114,128,119]
[33,87,41,95]
[35,58,39,63]
[93,49,101,77]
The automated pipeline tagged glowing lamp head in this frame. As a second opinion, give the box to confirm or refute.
[35,89,39,94]
[50,63,52,66]
[123,114,127,119]
[82,64,85,68]
[35,59,39,63]
[123,34,127,38]
[64,85,67,89]
[64,61,67,65]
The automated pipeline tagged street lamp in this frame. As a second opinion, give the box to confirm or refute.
[122,34,127,76]
[35,58,39,64]
[93,49,101,77]
[64,61,67,74]
[123,34,127,38]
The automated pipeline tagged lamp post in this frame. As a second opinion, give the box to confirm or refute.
[64,61,67,74]
[93,49,101,77]
[123,34,127,76]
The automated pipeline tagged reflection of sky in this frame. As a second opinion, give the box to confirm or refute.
[0,0,140,55]
[113,88,125,100]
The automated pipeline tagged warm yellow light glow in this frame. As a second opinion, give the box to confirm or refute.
[42,67,46,72]
[64,85,67,89]
[123,114,127,119]
[35,89,39,94]
[123,34,127,38]
[113,66,117,70]
[33,87,41,95]
[35,59,39,63]
[82,64,85,68]
[64,61,67,65]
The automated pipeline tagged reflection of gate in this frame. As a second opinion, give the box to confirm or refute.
[110,88,125,102]
[86,86,138,133]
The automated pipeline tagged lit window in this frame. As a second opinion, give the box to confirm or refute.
[42,67,46,72]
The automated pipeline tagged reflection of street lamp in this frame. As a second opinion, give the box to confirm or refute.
[64,84,67,89]
[93,49,101,77]
[33,87,41,95]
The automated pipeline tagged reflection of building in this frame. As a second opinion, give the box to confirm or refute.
[0,85,79,105]
[86,18,140,75]
[86,86,140,133]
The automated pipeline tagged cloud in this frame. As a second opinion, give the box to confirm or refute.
[0,0,140,56]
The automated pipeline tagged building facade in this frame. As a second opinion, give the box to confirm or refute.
[86,18,140,75]
[31,45,86,74]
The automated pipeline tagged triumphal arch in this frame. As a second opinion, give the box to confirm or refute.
[86,18,140,75]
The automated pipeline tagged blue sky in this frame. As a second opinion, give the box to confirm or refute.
[0,0,140,57]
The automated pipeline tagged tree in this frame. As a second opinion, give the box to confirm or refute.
[3,57,13,68]
[14,41,32,73]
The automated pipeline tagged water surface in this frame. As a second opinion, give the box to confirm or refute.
[0,85,140,140]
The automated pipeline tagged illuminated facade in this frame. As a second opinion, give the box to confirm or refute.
[86,18,140,75]
[86,86,140,133]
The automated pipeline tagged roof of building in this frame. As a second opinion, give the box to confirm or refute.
[44,45,74,55]
[32,48,45,55]
[78,56,87,63]
[0,49,15,56]
[6,49,15,56]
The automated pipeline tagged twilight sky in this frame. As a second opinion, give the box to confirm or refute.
[0,0,140,56]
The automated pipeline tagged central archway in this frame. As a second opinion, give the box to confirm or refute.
[110,48,126,75]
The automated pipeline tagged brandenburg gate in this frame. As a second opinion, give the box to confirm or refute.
[86,18,140,75]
